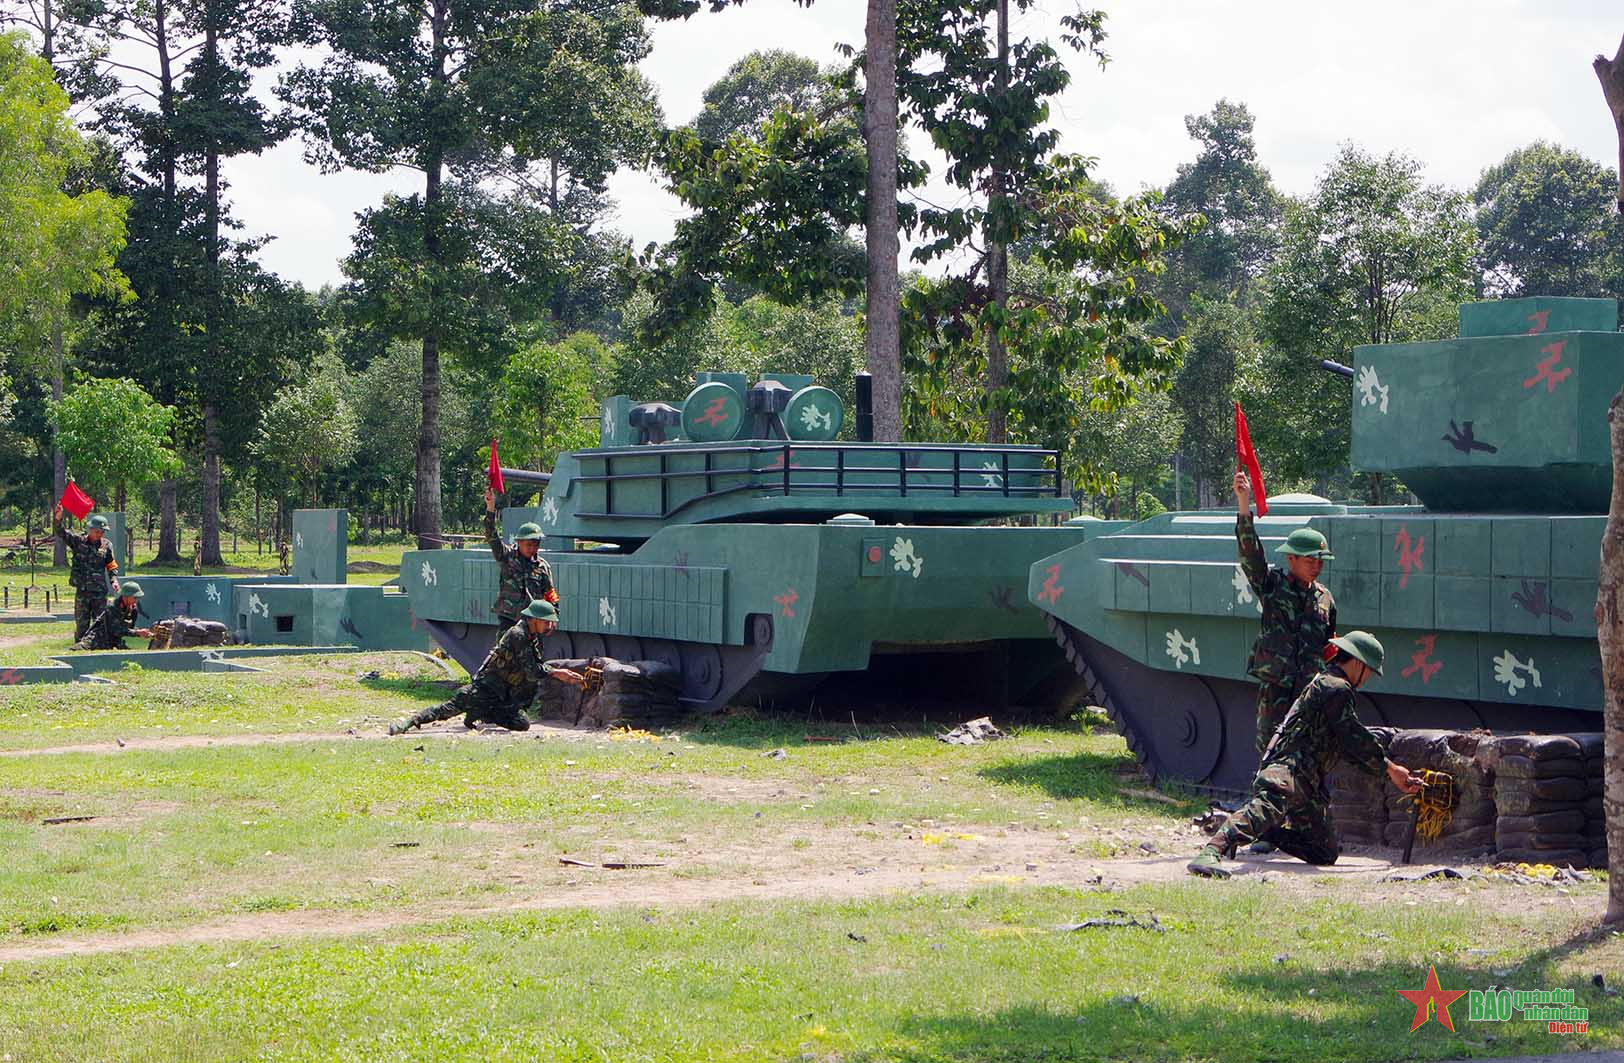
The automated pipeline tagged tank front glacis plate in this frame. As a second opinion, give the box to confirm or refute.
[403,520,1107,675]
[1028,510,1604,714]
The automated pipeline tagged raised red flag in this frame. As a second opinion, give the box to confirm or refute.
[1233,401,1268,517]
[487,438,505,495]
[59,480,94,520]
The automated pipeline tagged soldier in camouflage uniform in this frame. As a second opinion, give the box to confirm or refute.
[1188,632,1420,878]
[71,581,153,651]
[54,504,120,641]
[1234,470,1337,756]
[484,487,558,628]
[388,599,584,735]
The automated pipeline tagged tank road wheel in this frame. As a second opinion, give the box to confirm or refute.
[1150,677,1225,783]
[541,631,574,663]
[643,639,683,674]
[679,642,724,702]
[573,633,607,660]
[605,636,644,662]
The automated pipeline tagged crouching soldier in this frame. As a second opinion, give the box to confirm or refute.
[1188,631,1420,879]
[72,582,153,651]
[388,599,583,735]
[54,504,120,641]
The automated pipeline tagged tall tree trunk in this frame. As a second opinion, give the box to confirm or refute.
[200,20,224,566]
[863,0,901,442]
[51,325,66,566]
[1593,36,1624,924]
[414,0,449,550]
[156,478,183,565]
[152,0,184,566]
[983,0,1010,445]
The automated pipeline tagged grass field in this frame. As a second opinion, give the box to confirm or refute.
[0,655,1618,1061]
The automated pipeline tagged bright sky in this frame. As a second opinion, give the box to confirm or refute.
[224,0,1624,289]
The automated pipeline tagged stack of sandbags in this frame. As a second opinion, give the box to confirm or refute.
[1328,726,1394,847]
[532,657,683,728]
[1577,733,1607,870]
[1494,734,1591,867]
[1380,729,1496,855]
[147,617,233,650]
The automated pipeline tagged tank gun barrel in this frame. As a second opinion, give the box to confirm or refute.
[499,467,551,487]
[1319,358,1355,378]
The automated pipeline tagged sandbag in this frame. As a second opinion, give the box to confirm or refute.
[1494,810,1586,835]
[1496,791,1586,817]
[1495,754,1584,780]
[1382,821,1494,851]
[1589,848,1609,869]
[1497,734,1585,762]
[1571,733,1604,759]
[1494,847,1589,867]
[1491,829,1589,851]
[1507,776,1589,802]
[170,617,231,648]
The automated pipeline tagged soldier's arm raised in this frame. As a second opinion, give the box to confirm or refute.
[53,505,79,547]
[483,507,507,563]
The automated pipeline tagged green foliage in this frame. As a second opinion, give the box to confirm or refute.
[1073,385,1182,517]
[1170,296,1252,502]
[0,31,129,368]
[251,365,360,505]
[1255,145,1475,489]
[48,375,180,502]
[693,49,828,143]
[496,332,603,471]
[1474,140,1624,300]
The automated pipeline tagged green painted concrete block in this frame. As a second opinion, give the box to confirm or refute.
[1458,296,1617,338]
[292,510,347,585]
[1323,518,1380,573]
[1550,578,1599,638]
[1432,519,1491,576]
[1323,569,1379,622]
[1476,639,1598,708]
[1434,575,1490,631]
[1380,572,1434,629]
[1549,516,1604,578]
[1380,630,1477,700]
[1112,561,1149,611]
[1381,518,1431,587]
[1492,576,1551,636]
[1145,563,1192,613]
[1491,518,1550,577]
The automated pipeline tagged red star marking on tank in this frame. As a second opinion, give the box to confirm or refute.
[773,588,799,619]
[1525,309,1549,334]
[1393,527,1425,590]
[867,545,883,564]
[0,668,21,685]
[1399,634,1442,684]
[694,397,731,427]
[1396,966,1467,1032]
[1035,564,1064,605]
[1522,340,1572,393]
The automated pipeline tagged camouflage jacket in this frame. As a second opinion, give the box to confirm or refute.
[55,516,117,596]
[471,620,553,698]
[484,511,556,620]
[1261,668,1386,785]
[77,599,138,650]
[1237,514,1335,689]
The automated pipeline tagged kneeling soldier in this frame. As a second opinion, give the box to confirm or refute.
[72,582,153,651]
[389,599,583,735]
[1188,631,1420,879]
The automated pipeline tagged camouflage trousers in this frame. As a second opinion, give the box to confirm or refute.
[1212,762,1339,866]
[73,592,106,642]
[412,681,532,731]
[1254,681,1298,756]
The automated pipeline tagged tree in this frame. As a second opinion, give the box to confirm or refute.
[693,49,827,142]
[1256,145,1475,490]
[1590,31,1624,926]
[1170,297,1253,506]
[252,369,359,507]
[48,375,180,513]
[1074,386,1182,518]
[1474,141,1622,299]
[496,332,602,472]
[281,0,660,549]
[0,31,129,561]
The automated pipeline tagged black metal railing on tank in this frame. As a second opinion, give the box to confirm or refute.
[571,442,1063,520]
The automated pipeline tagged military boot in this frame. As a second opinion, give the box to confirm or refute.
[1247,840,1278,855]
[1187,845,1231,879]
[389,706,446,736]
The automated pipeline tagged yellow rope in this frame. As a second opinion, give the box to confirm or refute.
[1400,769,1456,844]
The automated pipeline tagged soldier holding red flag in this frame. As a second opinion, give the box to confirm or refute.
[54,493,120,642]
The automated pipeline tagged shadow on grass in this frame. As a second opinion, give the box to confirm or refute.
[358,675,457,703]
[678,712,937,750]
[850,941,1622,1063]
[978,752,1207,816]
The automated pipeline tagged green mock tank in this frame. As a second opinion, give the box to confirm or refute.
[1029,297,1618,791]
[401,372,1096,712]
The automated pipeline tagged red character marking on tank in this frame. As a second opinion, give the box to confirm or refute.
[1522,341,1572,393]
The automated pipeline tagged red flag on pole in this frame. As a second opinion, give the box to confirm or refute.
[59,480,95,520]
[1233,401,1268,517]
[487,438,505,495]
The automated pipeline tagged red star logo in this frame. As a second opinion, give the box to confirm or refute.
[1397,966,1466,1032]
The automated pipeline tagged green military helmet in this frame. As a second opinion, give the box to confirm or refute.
[87,515,110,531]
[116,580,143,600]
[514,522,544,542]
[1329,630,1383,675]
[1274,526,1333,560]
[520,598,557,622]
